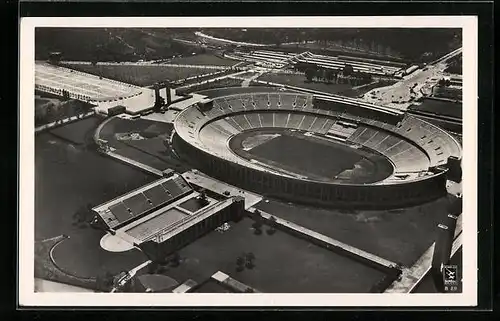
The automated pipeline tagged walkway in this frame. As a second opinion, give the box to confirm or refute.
[360,47,463,110]
[241,71,265,87]
[211,271,262,293]
[106,151,163,177]
[247,207,398,271]
[35,110,96,133]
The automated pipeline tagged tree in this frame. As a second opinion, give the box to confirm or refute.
[170,252,181,267]
[197,192,209,207]
[343,64,354,77]
[245,252,255,262]
[236,256,245,272]
[305,68,315,83]
[325,69,334,84]
[245,260,255,270]
[96,271,115,292]
[266,216,277,235]
[72,204,94,229]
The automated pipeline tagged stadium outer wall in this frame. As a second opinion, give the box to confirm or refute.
[172,133,448,210]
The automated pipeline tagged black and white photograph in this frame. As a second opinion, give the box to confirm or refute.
[19,16,477,307]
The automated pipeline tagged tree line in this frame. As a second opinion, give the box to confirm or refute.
[298,63,373,86]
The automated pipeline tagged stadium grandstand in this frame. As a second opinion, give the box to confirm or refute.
[225,49,405,76]
[292,52,404,76]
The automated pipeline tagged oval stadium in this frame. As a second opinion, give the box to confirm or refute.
[172,87,461,209]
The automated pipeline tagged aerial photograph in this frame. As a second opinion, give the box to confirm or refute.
[31,26,463,295]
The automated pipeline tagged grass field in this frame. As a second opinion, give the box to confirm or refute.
[256,73,353,95]
[63,63,222,87]
[233,131,392,184]
[36,120,155,278]
[49,117,101,145]
[98,117,191,172]
[255,196,452,267]
[169,53,238,66]
[250,134,361,179]
[152,217,386,293]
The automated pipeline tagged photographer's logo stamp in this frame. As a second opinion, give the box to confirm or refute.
[443,265,459,292]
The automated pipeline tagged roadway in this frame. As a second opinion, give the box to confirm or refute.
[360,47,463,110]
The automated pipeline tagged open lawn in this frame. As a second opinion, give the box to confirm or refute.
[63,64,222,87]
[98,117,191,172]
[36,120,155,278]
[169,53,238,66]
[256,73,353,95]
[157,217,386,293]
[254,196,452,267]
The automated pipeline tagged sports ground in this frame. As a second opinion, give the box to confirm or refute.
[230,130,393,184]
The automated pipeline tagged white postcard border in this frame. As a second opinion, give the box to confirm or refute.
[19,16,478,307]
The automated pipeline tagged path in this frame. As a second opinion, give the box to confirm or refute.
[247,207,398,271]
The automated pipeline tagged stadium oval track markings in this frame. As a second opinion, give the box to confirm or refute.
[100,234,135,253]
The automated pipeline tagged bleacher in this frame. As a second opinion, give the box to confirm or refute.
[95,175,193,230]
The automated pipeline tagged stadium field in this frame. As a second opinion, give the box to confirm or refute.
[250,134,361,178]
[62,64,223,87]
[154,217,387,293]
[235,131,393,184]
[169,53,239,66]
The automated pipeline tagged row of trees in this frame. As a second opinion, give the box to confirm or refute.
[35,98,93,126]
[302,64,373,86]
